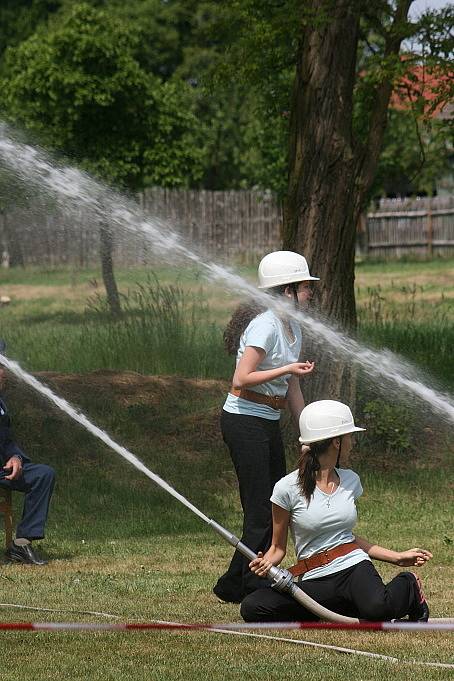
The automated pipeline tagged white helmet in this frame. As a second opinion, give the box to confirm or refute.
[257,250,319,289]
[299,400,365,444]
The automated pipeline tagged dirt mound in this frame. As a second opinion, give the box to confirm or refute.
[6,371,229,456]
[34,370,228,409]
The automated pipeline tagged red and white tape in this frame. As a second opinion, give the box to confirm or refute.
[1,618,453,668]
[0,620,453,632]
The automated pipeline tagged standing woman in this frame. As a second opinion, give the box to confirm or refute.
[213,251,318,604]
[241,400,431,622]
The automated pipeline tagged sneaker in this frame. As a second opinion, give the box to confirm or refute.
[5,542,48,566]
[407,572,429,622]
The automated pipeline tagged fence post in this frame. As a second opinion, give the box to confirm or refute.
[427,205,433,257]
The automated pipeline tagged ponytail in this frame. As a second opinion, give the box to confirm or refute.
[297,439,333,504]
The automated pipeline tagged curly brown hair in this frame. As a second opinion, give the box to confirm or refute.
[223,301,265,355]
[223,283,299,355]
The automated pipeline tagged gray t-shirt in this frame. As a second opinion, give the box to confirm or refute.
[271,468,370,580]
[223,309,303,420]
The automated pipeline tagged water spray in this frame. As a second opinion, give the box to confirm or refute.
[0,124,451,625]
[0,353,357,624]
[1,124,454,425]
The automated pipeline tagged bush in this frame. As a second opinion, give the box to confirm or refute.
[360,399,414,455]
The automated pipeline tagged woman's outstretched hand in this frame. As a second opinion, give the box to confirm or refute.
[249,551,274,578]
[396,548,433,567]
[287,361,315,377]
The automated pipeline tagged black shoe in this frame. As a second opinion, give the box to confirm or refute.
[213,584,243,604]
[407,572,429,622]
[5,543,48,565]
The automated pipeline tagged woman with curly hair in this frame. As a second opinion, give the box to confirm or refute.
[213,251,318,604]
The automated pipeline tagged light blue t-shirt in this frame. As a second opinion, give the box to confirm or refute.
[223,309,303,420]
[271,468,370,580]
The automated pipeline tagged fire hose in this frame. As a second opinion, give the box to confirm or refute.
[0,353,357,623]
[208,519,358,622]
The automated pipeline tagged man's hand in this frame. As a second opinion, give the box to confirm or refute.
[4,456,22,480]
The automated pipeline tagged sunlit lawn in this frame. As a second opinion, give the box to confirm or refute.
[0,261,452,679]
[0,259,453,378]
[0,372,452,680]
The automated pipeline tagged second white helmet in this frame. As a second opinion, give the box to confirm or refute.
[299,400,365,444]
[258,250,319,289]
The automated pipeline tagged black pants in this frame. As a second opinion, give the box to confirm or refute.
[241,560,419,622]
[0,463,55,540]
[214,410,286,601]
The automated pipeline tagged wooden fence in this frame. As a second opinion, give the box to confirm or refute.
[364,196,454,258]
[140,188,282,262]
[0,190,453,266]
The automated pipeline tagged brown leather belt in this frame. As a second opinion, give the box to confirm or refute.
[288,542,360,577]
[230,387,288,410]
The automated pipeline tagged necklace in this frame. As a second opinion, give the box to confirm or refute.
[280,318,295,344]
[326,481,335,508]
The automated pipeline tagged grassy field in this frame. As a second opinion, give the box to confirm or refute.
[0,258,453,385]
[356,259,454,388]
[0,260,453,679]
[0,372,453,680]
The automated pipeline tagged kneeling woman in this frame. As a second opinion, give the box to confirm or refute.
[241,400,432,622]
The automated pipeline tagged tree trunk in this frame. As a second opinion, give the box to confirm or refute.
[99,221,121,316]
[283,0,411,403]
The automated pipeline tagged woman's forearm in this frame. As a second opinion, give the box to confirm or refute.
[232,365,291,389]
[262,545,286,566]
[287,376,305,425]
[249,545,287,577]
[355,535,433,567]
[249,504,291,577]
[355,535,401,564]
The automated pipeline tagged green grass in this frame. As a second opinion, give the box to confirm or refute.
[355,260,454,390]
[1,260,453,387]
[0,260,453,680]
[0,374,452,680]
[0,268,235,377]
[358,320,454,390]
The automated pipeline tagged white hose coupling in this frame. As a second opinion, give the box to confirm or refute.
[267,566,294,592]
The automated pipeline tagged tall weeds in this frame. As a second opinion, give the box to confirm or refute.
[357,284,453,389]
[6,277,233,379]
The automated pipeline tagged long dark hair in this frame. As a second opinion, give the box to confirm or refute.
[297,439,334,504]
[223,283,299,355]
[223,301,265,355]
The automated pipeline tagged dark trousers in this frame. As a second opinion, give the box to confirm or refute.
[214,410,286,601]
[0,463,55,540]
[241,560,419,622]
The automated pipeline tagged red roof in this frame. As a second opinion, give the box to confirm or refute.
[390,64,453,118]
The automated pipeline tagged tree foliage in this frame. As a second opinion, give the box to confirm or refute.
[0,0,62,60]
[0,2,207,314]
[374,110,452,197]
[0,1,452,196]
[0,2,204,190]
[205,0,452,204]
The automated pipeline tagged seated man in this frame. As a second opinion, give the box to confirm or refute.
[0,366,55,565]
